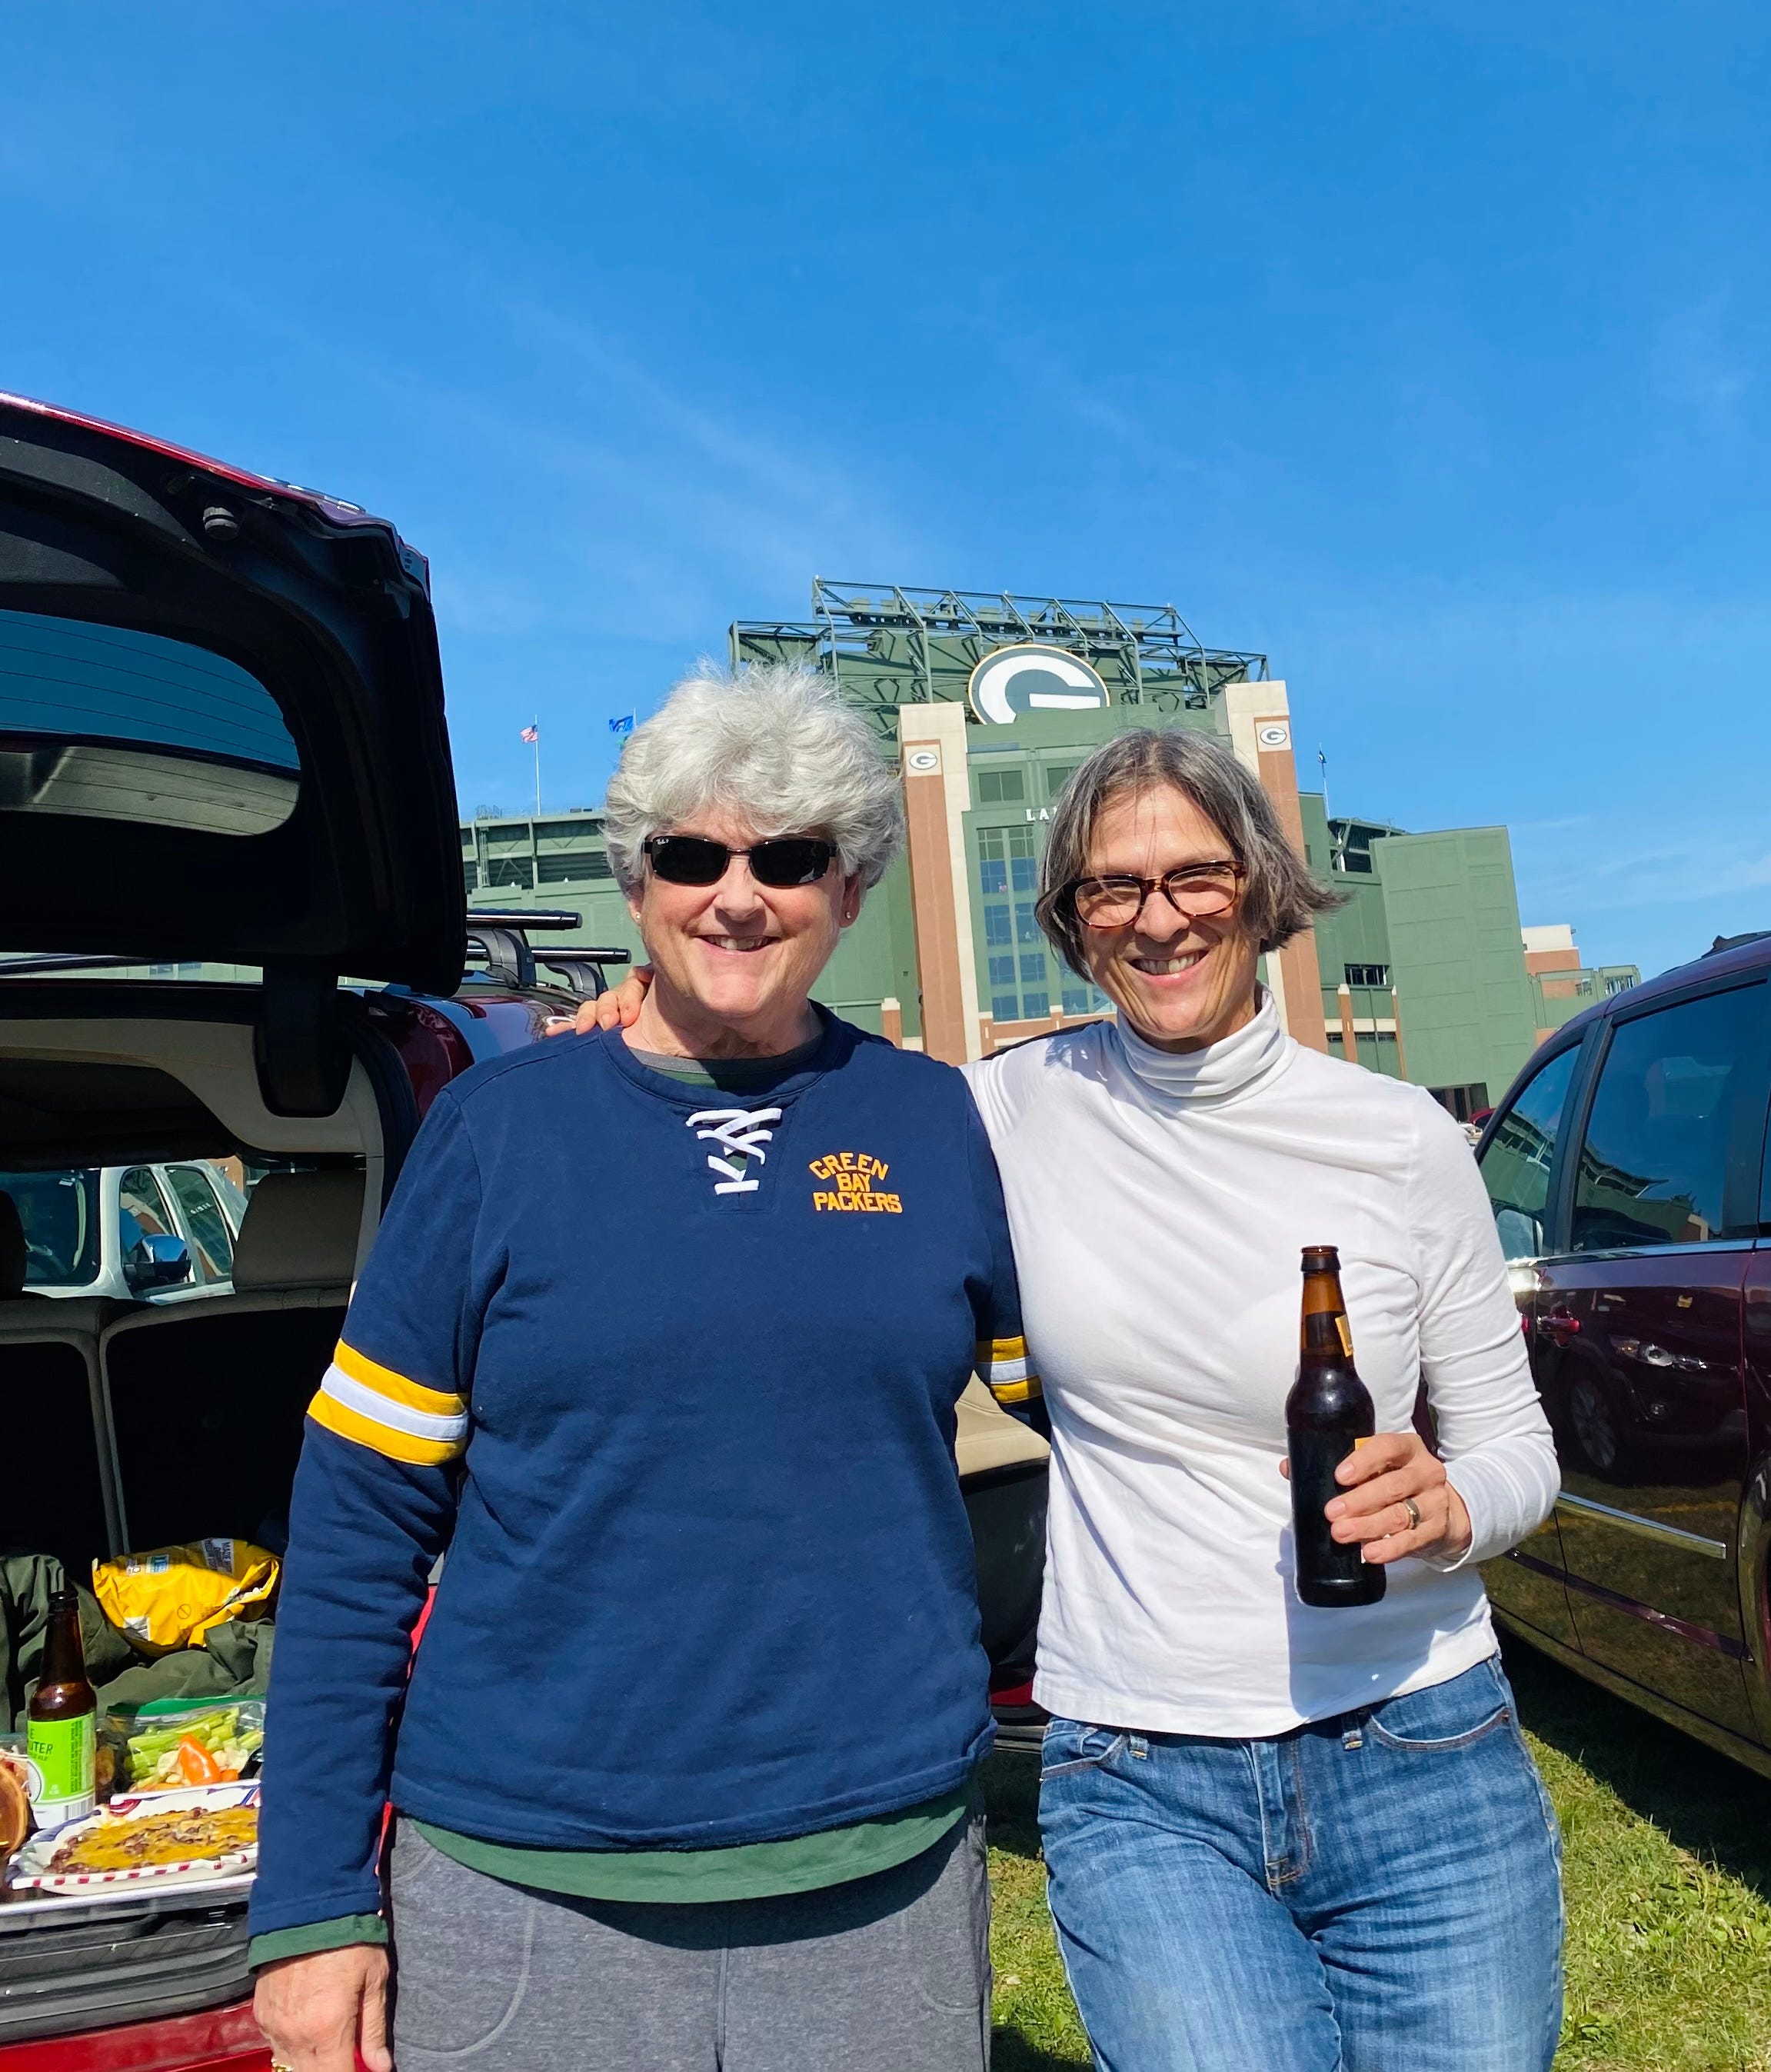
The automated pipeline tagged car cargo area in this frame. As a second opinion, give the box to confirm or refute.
[0,986,388,2046]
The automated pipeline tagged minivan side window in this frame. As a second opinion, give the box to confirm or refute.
[1570,986,1769,1253]
[1479,1044,1580,1261]
[165,1166,235,1281]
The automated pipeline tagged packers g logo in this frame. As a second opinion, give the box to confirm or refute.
[808,1151,904,1214]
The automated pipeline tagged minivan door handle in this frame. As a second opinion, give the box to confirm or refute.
[1543,1307,1581,1344]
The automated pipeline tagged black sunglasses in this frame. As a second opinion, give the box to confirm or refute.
[643,834,838,888]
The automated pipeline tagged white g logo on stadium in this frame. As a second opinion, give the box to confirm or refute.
[967,645,1112,726]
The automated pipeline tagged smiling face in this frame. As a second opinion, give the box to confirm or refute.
[1075,782,1263,1053]
[626,808,861,1057]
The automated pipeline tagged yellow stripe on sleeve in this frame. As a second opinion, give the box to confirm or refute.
[974,1334,1041,1404]
[308,1386,467,1467]
[332,1340,465,1418]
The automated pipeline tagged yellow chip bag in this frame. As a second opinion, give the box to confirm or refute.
[92,1538,280,1655]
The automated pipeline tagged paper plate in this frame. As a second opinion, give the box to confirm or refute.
[7,1781,259,1893]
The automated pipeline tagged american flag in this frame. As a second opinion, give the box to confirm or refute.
[520,724,539,744]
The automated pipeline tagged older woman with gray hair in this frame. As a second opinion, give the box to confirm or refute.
[592,720,1564,2071]
[250,661,1028,2072]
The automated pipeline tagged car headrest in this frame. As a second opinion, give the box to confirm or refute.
[230,1171,365,1293]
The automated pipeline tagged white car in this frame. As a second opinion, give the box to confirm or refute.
[0,1159,248,1303]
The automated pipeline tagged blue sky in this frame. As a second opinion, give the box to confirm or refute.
[5,3,1768,977]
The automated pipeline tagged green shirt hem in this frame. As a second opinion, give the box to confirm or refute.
[411,1784,971,1904]
[248,1912,387,1970]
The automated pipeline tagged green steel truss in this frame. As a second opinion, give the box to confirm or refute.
[731,581,1267,740]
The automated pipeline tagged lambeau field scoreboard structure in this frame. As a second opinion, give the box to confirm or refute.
[461,579,1631,1114]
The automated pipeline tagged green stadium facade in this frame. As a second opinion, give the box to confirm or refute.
[460,581,1636,1118]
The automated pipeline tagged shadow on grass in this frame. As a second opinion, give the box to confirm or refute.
[990,2034,1090,2072]
[1502,1633,1771,1900]
[980,1747,1044,1860]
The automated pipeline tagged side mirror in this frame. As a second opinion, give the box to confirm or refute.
[124,1232,191,1292]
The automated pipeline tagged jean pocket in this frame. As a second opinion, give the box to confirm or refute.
[1038,1720,1129,1778]
[1365,1661,1513,1753]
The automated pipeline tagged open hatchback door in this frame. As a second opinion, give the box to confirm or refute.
[0,391,464,998]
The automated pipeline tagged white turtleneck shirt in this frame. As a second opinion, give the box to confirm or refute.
[962,993,1558,1737]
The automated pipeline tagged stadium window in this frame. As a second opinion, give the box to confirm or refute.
[1014,902,1040,944]
[991,994,1020,1023]
[462,863,478,892]
[1021,991,1050,1018]
[1343,963,1390,988]
[486,858,534,890]
[976,766,1026,804]
[1020,951,1047,985]
[976,827,1007,894]
[1045,764,1079,798]
[538,852,614,884]
[1061,987,1090,1014]
[1007,824,1038,892]
[984,904,1012,946]
[989,954,1017,987]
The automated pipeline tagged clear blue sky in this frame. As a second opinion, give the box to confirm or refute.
[5,3,1767,978]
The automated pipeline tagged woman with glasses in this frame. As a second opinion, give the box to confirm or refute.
[588,722,1563,2071]
[969,726,1563,2072]
[251,663,1027,2072]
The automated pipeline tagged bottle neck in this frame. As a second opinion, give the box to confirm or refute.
[40,1598,90,1692]
[1300,1273,1353,1361]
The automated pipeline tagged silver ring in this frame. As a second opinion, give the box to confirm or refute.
[1403,1497,1422,1532]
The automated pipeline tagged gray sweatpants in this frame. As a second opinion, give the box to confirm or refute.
[387,1815,992,2070]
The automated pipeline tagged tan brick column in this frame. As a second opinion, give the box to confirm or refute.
[1224,681,1329,1054]
[898,704,983,1064]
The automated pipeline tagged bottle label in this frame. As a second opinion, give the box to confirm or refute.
[28,1712,96,1820]
[1336,1314,1353,1360]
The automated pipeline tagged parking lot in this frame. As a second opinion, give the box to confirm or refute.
[984,1641,1771,2072]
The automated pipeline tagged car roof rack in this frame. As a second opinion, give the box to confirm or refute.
[1704,931,1771,957]
[463,910,631,995]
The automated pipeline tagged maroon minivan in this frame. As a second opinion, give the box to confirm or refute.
[1476,931,1771,1771]
[0,395,1048,2065]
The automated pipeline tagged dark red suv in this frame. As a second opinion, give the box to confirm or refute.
[0,397,1047,2064]
[1476,932,1771,1771]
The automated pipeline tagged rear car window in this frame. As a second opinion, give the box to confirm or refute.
[0,1166,100,1285]
[0,608,300,835]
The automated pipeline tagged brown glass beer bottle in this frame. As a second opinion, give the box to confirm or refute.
[27,1587,98,1826]
[1287,1246,1385,1608]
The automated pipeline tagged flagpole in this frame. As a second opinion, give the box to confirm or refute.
[532,717,541,818]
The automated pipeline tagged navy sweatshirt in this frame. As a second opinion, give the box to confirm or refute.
[249,1015,1030,1939]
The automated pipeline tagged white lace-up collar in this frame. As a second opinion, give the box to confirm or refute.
[687,1107,782,1196]
[1111,987,1290,1109]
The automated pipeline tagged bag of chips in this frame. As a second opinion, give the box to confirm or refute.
[92,1540,278,1655]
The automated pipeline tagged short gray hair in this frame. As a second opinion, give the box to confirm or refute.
[603,661,905,892]
[1035,726,1339,974]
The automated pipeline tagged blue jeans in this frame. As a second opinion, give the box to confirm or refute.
[1038,1657,1563,2072]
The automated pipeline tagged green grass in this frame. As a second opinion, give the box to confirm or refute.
[984,1641,1771,2070]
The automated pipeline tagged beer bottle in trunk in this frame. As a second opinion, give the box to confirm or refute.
[28,1587,98,1827]
[1287,1246,1385,1608]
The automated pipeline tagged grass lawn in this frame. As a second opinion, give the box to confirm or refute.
[985,1639,1771,2071]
